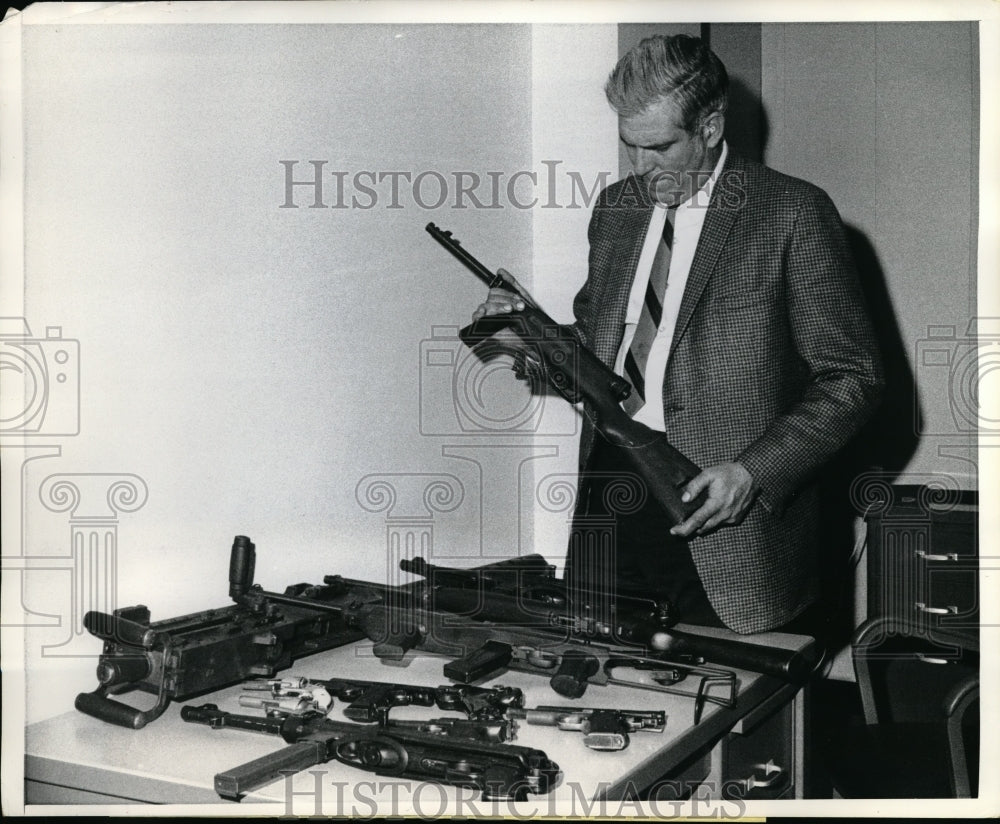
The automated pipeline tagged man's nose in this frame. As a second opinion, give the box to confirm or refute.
[631,147,655,176]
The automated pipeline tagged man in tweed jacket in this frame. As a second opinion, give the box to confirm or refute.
[478,36,883,634]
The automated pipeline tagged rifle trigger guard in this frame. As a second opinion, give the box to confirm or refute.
[522,647,559,669]
[334,734,409,775]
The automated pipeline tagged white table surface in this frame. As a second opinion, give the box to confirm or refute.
[25,627,811,813]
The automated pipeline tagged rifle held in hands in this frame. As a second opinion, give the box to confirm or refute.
[426,222,705,525]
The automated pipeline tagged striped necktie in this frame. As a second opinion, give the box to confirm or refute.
[622,207,676,416]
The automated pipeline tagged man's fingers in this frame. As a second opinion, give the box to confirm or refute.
[496,268,531,303]
[670,463,757,537]
[670,498,719,537]
[681,471,713,504]
[488,284,524,311]
[698,508,731,534]
[472,287,524,321]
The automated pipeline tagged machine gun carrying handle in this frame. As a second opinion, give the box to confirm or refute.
[74,687,169,729]
[75,616,173,728]
[228,535,256,600]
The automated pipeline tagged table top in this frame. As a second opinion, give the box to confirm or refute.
[26,626,812,812]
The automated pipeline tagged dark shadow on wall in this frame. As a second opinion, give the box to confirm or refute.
[815,227,920,651]
[725,75,768,164]
[846,227,921,475]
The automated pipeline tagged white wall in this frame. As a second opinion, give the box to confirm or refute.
[530,24,619,572]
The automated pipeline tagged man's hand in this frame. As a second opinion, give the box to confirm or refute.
[669,462,758,538]
[471,268,530,320]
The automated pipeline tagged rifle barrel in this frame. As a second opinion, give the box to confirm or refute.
[426,222,505,289]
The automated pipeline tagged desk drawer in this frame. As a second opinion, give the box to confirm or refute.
[722,699,793,800]
[865,491,977,645]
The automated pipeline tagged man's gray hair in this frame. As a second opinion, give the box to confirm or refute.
[605,35,729,131]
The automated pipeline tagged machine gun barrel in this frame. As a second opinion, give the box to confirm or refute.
[426,221,509,289]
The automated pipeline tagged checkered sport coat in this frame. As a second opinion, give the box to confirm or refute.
[571,151,884,634]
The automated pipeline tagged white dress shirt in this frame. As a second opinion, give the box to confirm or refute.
[614,142,729,431]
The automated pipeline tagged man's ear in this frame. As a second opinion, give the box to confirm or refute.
[701,112,725,148]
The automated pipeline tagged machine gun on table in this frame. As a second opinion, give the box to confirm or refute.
[240,675,525,723]
[181,672,666,800]
[73,535,393,729]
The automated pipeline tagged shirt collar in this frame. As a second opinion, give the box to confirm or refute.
[659,140,729,219]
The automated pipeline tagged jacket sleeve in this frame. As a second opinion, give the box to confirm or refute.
[736,190,884,516]
[568,195,608,350]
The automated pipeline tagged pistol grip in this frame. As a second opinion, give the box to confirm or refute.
[372,631,422,660]
[549,650,600,699]
[443,640,513,684]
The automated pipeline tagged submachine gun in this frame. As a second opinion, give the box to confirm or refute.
[426,221,707,525]
[366,554,818,721]
[181,677,558,801]
[181,701,560,802]
[181,674,665,800]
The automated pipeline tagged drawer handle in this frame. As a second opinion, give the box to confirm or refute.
[915,602,958,615]
[735,759,784,793]
[915,550,960,562]
[913,653,951,665]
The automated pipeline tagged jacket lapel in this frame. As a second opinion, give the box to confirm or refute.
[593,181,652,366]
[668,152,743,357]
